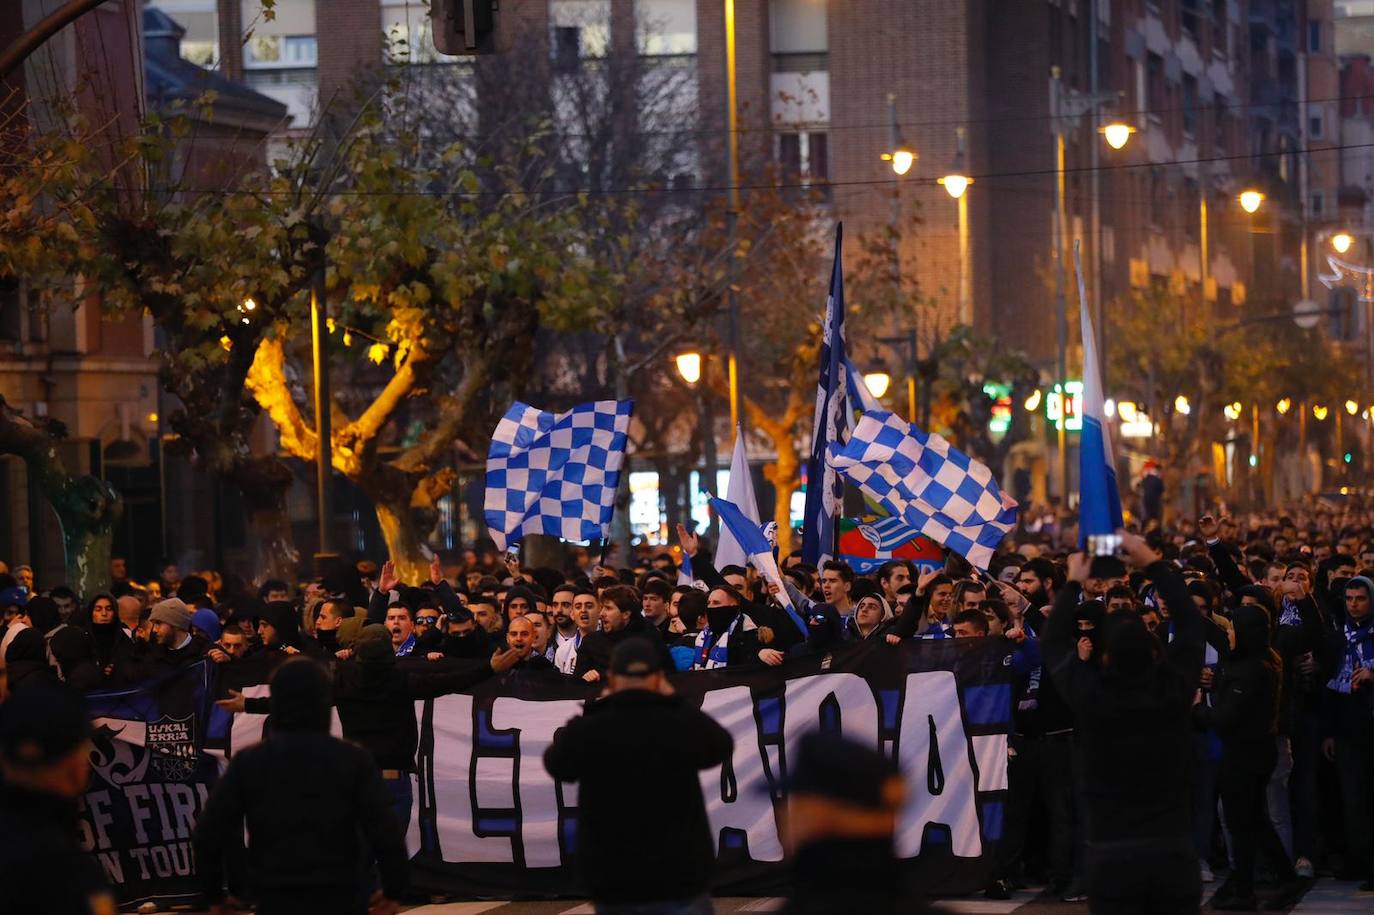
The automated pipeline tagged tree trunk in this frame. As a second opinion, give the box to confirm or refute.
[0,397,121,600]
[367,478,429,585]
[764,435,800,558]
[50,476,121,602]
[234,457,300,585]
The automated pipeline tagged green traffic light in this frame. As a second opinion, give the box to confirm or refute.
[1345,452,1354,464]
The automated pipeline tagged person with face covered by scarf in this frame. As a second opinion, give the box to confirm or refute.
[68,593,134,684]
[1194,603,1303,910]
[1041,531,1206,913]
[4,628,57,696]
[1320,576,1374,888]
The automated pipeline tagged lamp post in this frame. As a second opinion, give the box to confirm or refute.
[939,127,973,326]
[677,351,718,541]
[1049,66,1128,505]
[875,332,920,425]
[882,93,917,415]
[722,0,741,433]
[309,268,336,576]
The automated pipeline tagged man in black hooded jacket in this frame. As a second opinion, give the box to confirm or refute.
[1194,603,1303,910]
[572,585,674,681]
[1042,531,1204,914]
[195,658,407,915]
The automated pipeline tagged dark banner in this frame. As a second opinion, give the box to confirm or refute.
[80,661,220,909]
[409,638,1015,899]
[75,639,1015,904]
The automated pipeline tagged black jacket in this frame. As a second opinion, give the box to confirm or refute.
[1194,604,1281,772]
[544,690,733,902]
[0,782,114,915]
[1042,561,1204,843]
[243,656,496,771]
[572,615,674,679]
[193,731,407,908]
[132,632,213,679]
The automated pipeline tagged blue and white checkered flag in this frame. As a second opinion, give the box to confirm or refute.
[828,411,1018,570]
[484,400,633,552]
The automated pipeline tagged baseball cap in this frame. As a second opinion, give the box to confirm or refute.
[609,638,663,677]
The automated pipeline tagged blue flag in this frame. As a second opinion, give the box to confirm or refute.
[711,495,806,638]
[1074,242,1123,544]
[802,224,847,564]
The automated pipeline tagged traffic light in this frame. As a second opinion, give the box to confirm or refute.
[430,0,497,55]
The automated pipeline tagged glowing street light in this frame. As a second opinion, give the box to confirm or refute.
[675,351,702,385]
[939,173,971,199]
[1099,122,1136,150]
[1174,395,1191,415]
[882,144,916,176]
[1276,397,1292,415]
[1223,402,1242,421]
[1333,232,1355,254]
[1347,399,1360,415]
[1238,189,1265,214]
[863,370,892,399]
[1313,404,1329,421]
[1117,401,1139,422]
[1023,389,1042,412]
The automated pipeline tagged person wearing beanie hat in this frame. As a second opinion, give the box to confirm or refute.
[220,624,521,833]
[195,658,407,915]
[133,597,219,677]
[0,681,117,915]
[190,607,222,643]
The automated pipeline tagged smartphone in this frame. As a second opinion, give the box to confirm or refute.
[1086,533,1122,557]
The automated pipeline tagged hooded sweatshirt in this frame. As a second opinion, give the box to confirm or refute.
[1194,603,1281,771]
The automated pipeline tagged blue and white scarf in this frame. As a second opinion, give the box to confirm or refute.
[1278,597,1303,629]
[693,614,756,670]
[1327,619,1374,695]
[394,634,416,657]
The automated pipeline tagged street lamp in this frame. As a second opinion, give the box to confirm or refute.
[675,351,702,385]
[1313,404,1329,421]
[1223,402,1242,421]
[1174,395,1192,415]
[863,368,892,399]
[1099,121,1136,150]
[884,145,916,176]
[1024,389,1042,412]
[1347,399,1360,416]
[939,127,973,325]
[1276,397,1292,415]
[1334,232,1355,254]
[1238,189,1265,214]
[674,350,717,539]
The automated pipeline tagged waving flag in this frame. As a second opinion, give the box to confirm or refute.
[710,495,807,638]
[829,411,1018,569]
[802,224,848,564]
[1075,242,1123,545]
[714,426,762,570]
[844,356,883,431]
[484,400,633,551]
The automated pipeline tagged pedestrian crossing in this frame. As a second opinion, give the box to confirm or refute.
[396,880,1373,914]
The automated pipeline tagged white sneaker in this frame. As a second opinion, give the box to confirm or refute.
[1295,856,1315,879]
[1200,860,1215,883]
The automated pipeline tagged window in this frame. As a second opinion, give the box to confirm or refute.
[776,130,828,185]
[1309,20,1322,53]
[1183,75,1199,136]
[381,0,460,63]
[1147,52,1164,115]
[770,0,827,71]
[1310,111,1324,139]
[636,0,696,56]
[148,1,220,68]
[240,0,315,70]
[1181,0,1200,40]
[550,0,610,67]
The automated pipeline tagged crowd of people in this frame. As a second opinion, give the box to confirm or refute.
[3,501,1374,911]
